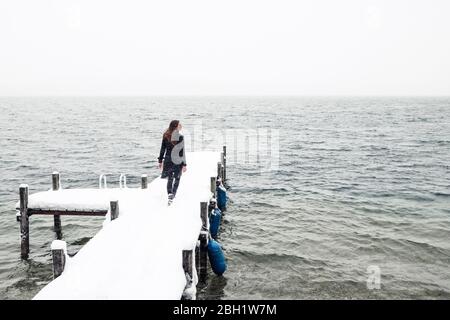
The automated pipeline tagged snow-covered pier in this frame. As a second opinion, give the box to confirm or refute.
[15,148,228,299]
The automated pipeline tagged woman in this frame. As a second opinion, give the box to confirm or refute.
[158,120,187,205]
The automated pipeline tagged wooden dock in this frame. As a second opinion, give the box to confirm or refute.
[15,148,228,300]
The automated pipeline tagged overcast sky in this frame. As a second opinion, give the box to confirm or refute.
[0,0,449,96]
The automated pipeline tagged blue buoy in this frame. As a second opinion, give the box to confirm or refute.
[209,208,222,239]
[208,239,227,276]
[217,184,227,210]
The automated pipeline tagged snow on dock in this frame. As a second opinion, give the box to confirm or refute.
[29,151,220,300]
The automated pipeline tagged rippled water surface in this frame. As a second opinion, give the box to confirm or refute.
[1,96,449,299]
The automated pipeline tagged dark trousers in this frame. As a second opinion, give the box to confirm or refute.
[166,164,182,196]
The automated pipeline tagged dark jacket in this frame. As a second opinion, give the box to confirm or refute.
[158,134,187,167]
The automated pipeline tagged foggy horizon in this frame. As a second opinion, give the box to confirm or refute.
[1,0,449,96]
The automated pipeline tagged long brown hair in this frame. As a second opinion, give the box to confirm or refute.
[163,120,180,144]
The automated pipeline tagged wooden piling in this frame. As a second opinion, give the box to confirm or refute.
[195,241,200,278]
[199,231,208,280]
[210,177,217,198]
[19,185,29,259]
[200,202,208,231]
[199,201,209,279]
[182,250,193,281]
[52,172,62,240]
[223,145,227,182]
[52,247,66,279]
[181,249,194,300]
[52,171,60,190]
[220,154,225,181]
[217,162,222,180]
[141,174,148,189]
[110,200,119,220]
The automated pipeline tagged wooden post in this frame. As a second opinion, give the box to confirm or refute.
[181,249,194,300]
[182,250,193,281]
[52,172,62,240]
[223,145,227,182]
[210,177,216,198]
[217,162,222,180]
[199,202,209,280]
[51,241,66,279]
[141,174,148,189]
[199,231,208,280]
[195,240,200,278]
[52,249,65,278]
[19,184,29,259]
[220,154,225,182]
[52,171,60,190]
[110,200,119,220]
[200,202,208,231]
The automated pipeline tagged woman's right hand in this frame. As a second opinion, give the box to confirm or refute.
[158,162,163,170]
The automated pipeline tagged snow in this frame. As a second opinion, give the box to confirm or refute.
[16,188,116,212]
[50,240,67,251]
[32,151,220,300]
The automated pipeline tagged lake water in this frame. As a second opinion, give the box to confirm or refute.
[0,96,449,299]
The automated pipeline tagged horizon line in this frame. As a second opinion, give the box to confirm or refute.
[1,94,450,98]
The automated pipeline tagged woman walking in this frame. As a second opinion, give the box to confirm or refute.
[158,120,187,205]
